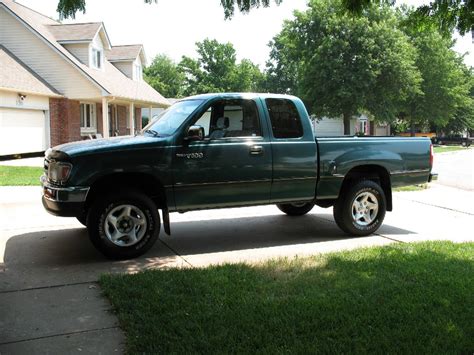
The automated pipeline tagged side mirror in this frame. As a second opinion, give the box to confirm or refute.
[185,125,205,142]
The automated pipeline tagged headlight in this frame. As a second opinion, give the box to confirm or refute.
[48,161,72,184]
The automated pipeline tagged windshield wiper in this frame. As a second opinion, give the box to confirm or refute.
[144,129,160,137]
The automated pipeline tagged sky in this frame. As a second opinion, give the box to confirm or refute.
[16,0,474,68]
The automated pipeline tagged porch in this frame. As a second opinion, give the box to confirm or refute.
[49,97,166,146]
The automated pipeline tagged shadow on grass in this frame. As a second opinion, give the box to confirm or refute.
[101,241,474,354]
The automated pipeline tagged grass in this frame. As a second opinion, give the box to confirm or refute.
[434,146,470,153]
[100,241,474,354]
[0,165,43,186]
[393,183,429,192]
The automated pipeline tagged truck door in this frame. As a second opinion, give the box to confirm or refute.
[263,98,318,202]
[172,98,272,210]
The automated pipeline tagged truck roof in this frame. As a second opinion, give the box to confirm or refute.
[182,93,300,101]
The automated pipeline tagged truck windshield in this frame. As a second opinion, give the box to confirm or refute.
[142,100,204,136]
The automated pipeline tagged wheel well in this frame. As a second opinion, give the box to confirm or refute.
[85,173,166,211]
[340,165,392,211]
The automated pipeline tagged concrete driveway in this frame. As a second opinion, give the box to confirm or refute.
[1,180,473,353]
[433,147,473,190]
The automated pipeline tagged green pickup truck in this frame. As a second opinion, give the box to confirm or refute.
[41,93,437,259]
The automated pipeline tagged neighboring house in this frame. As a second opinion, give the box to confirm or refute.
[313,116,391,136]
[0,0,169,155]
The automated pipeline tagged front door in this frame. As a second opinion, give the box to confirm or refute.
[172,98,272,211]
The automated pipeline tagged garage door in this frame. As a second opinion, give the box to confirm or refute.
[0,108,47,155]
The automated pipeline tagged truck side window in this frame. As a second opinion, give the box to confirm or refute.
[266,98,303,139]
[195,99,261,139]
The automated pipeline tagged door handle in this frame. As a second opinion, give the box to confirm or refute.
[249,145,263,155]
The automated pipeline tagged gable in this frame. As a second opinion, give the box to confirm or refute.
[0,6,102,99]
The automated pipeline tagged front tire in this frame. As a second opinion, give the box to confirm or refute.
[277,202,314,216]
[76,213,87,227]
[333,180,386,236]
[87,190,160,259]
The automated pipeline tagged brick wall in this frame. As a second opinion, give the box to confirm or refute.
[49,98,81,146]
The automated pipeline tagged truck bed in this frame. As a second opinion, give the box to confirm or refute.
[315,136,432,199]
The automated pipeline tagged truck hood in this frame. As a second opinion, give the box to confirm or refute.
[51,135,167,158]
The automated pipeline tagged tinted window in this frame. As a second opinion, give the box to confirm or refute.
[266,99,303,139]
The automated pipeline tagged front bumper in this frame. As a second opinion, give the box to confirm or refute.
[41,175,89,217]
[428,173,438,182]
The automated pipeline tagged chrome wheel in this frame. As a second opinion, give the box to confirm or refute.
[104,204,147,247]
[351,191,379,226]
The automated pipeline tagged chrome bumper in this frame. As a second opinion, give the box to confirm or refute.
[428,173,438,182]
[40,175,90,203]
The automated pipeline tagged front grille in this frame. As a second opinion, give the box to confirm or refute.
[44,158,50,174]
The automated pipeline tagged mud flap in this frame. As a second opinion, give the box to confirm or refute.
[162,206,171,235]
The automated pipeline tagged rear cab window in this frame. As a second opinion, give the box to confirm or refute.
[265,98,303,139]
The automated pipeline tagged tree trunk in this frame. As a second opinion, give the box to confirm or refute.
[410,119,416,137]
[343,112,351,135]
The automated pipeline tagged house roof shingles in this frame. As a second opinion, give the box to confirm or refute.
[47,22,102,42]
[106,45,143,62]
[0,1,169,107]
[0,45,60,96]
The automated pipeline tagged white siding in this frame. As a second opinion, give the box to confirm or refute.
[63,43,90,66]
[133,56,142,81]
[0,90,50,110]
[112,61,133,79]
[314,117,361,136]
[89,32,105,70]
[314,117,344,136]
[0,7,101,99]
[375,125,390,136]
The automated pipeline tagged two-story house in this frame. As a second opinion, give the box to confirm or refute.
[0,0,169,155]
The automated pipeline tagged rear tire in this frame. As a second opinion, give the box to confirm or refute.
[87,190,160,259]
[277,202,314,216]
[333,180,386,236]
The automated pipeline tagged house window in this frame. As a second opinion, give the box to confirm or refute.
[134,63,142,81]
[91,48,103,69]
[80,103,96,133]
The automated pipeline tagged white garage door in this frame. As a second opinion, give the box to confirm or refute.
[0,108,47,155]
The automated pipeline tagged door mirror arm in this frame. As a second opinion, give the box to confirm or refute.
[184,125,205,143]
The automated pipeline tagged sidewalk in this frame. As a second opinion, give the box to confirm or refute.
[1,184,473,353]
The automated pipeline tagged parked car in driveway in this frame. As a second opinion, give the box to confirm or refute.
[41,93,437,259]
[431,135,472,147]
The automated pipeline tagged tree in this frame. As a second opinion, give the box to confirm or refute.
[57,0,473,35]
[439,67,474,134]
[144,54,185,98]
[179,39,265,95]
[233,59,266,92]
[267,0,421,134]
[398,15,471,134]
[56,0,282,19]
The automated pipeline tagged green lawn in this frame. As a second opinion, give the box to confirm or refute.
[434,146,470,153]
[100,241,474,354]
[0,165,43,186]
